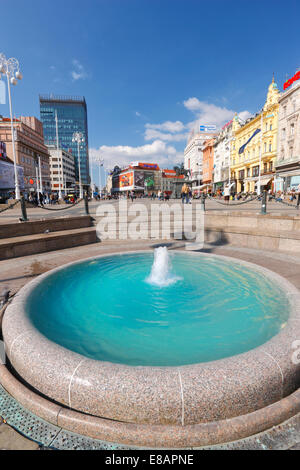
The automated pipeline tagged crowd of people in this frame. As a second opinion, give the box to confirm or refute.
[1,191,79,206]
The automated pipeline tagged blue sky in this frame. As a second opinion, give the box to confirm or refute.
[1,0,300,184]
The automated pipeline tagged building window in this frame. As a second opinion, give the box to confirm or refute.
[269,142,272,152]
[282,128,286,140]
[264,162,268,173]
[270,123,272,131]
[252,166,259,177]
[269,161,273,172]
[264,143,267,153]
[290,123,295,136]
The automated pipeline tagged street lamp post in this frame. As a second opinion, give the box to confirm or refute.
[95,157,104,198]
[258,113,263,196]
[0,53,23,200]
[72,132,85,199]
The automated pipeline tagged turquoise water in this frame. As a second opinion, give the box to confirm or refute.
[26,252,290,366]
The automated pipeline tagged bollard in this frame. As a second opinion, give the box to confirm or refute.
[261,190,267,215]
[20,196,28,222]
[84,193,89,215]
[297,193,300,210]
[200,193,206,212]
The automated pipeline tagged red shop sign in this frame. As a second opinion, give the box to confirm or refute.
[283,71,300,90]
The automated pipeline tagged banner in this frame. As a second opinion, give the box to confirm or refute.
[120,172,134,189]
[200,125,217,132]
[144,172,155,190]
[0,80,5,105]
[239,128,261,154]
[134,171,145,189]
[0,159,24,190]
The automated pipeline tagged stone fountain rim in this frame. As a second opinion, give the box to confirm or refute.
[2,249,300,427]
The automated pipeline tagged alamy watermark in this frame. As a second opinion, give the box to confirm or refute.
[96,201,205,250]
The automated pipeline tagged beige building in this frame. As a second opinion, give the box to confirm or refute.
[276,72,300,191]
[46,146,76,193]
[0,115,51,193]
[231,78,280,193]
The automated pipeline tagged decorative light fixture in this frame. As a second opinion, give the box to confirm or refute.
[0,53,23,199]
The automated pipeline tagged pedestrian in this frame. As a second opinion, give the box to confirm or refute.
[181,184,189,204]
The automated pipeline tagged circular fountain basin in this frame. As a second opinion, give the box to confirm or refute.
[3,251,300,427]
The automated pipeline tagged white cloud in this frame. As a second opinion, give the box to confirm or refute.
[183,97,252,132]
[144,128,188,142]
[143,120,187,142]
[135,111,141,117]
[146,120,185,133]
[90,140,182,170]
[71,59,88,81]
[184,98,235,129]
[238,110,253,122]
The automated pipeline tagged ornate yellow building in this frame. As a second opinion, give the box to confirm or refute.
[231,78,280,193]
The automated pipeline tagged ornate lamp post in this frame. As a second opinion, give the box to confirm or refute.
[94,157,104,197]
[72,132,85,199]
[0,53,23,200]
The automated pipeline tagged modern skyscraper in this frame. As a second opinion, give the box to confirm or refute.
[39,95,90,186]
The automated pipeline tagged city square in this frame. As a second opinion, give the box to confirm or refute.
[0,0,300,456]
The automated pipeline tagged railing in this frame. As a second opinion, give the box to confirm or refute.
[205,191,300,214]
[0,194,90,222]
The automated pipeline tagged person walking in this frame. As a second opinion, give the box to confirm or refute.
[181,184,189,204]
[224,185,230,204]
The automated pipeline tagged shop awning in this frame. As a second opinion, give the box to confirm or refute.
[275,170,300,178]
[192,184,211,190]
[255,177,273,187]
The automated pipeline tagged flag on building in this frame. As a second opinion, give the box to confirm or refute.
[238,128,261,154]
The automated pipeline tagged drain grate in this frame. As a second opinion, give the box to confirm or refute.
[2,382,299,450]
[0,384,60,447]
[0,384,135,450]
[50,430,132,451]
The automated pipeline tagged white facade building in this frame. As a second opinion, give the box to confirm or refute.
[276,72,300,191]
[47,146,76,193]
[213,121,233,190]
[184,131,217,188]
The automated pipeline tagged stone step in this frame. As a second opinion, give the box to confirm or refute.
[0,227,98,260]
[0,216,94,239]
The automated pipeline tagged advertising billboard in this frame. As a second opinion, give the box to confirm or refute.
[144,172,155,190]
[0,160,24,190]
[120,171,134,189]
[134,171,145,189]
[200,125,217,132]
[112,174,120,191]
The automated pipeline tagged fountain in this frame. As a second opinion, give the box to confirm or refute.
[146,246,181,287]
[2,250,299,448]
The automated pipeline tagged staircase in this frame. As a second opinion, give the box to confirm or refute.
[0,216,98,260]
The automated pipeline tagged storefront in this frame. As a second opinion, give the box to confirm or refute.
[275,170,300,192]
[0,158,24,200]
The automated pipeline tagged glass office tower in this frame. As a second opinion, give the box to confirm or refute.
[39,95,90,186]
